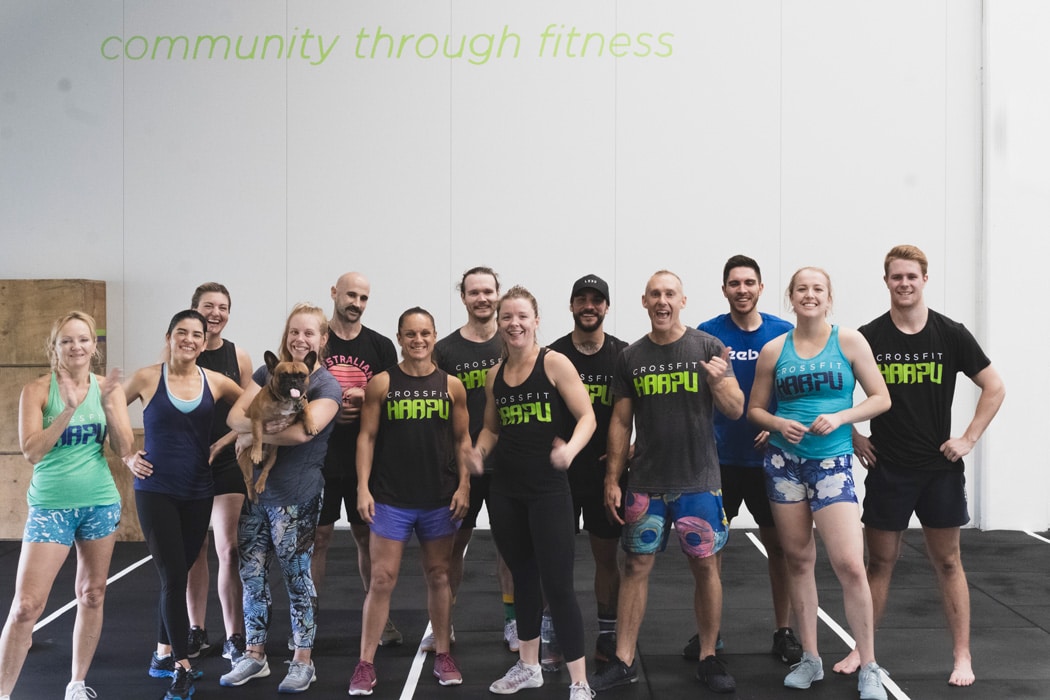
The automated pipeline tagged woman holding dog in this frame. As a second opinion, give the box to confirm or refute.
[348,307,472,695]
[0,311,135,700]
[123,309,242,700]
[222,302,341,693]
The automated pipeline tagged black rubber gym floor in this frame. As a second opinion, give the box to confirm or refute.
[3,528,1048,699]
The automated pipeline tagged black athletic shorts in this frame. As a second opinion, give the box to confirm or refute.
[861,462,969,530]
[719,464,774,528]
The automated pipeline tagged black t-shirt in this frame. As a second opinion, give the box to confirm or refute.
[860,309,991,471]
[323,326,397,477]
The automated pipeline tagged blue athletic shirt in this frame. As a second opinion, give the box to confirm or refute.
[698,313,793,467]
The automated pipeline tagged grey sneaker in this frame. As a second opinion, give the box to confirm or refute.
[278,660,316,693]
[220,654,271,687]
[858,662,888,700]
[379,618,403,647]
[489,660,543,694]
[784,651,824,689]
[64,681,97,700]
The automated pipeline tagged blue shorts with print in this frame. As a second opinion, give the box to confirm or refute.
[763,444,857,512]
[371,502,461,543]
[621,489,728,558]
[23,503,121,545]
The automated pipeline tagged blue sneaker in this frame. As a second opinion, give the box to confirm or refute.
[858,662,888,700]
[149,653,203,680]
[784,651,824,689]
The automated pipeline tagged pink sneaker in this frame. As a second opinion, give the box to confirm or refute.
[348,660,377,696]
[433,652,463,686]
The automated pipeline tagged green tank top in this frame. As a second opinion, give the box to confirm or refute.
[27,373,121,509]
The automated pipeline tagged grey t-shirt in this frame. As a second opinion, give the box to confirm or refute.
[612,328,731,493]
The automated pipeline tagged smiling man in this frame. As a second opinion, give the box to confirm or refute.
[590,270,744,694]
[693,255,800,665]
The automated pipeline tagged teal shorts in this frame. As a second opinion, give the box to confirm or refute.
[24,502,121,545]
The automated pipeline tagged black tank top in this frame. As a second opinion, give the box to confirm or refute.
[370,365,458,508]
[197,340,240,464]
[491,348,572,497]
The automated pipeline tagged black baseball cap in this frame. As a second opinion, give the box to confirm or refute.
[570,274,610,302]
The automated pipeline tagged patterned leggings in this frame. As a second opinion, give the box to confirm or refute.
[238,494,321,648]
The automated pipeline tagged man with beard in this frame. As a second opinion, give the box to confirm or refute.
[316,272,400,645]
[432,267,518,653]
[548,275,628,665]
[693,255,800,664]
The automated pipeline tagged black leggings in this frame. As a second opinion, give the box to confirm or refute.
[489,490,585,662]
[135,491,213,659]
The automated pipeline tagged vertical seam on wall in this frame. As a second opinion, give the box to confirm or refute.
[974,0,988,528]
[121,0,127,371]
[778,1,784,288]
[286,2,291,306]
[449,0,455,326]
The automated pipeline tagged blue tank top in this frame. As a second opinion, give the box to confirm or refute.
[138,365,215,499]
[769,327,855,459]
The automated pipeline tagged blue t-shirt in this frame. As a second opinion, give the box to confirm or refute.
[698,313,793,467]
[249,364,342,506]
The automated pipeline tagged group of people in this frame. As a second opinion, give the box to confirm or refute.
[0,244,1003,700]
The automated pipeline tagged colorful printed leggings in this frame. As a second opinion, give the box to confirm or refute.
[238,494,321,648]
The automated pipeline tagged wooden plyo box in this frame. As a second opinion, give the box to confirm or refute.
[0,279,141,540]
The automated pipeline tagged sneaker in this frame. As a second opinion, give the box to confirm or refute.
[348,660,377,696]
[278,660,316,693]
[682,631,724,659]
[858,662,888,700]
[490,660,543,694]
[64,681,98,700]
[594,632,617,663]
[220,654,271,687]
[149,652,204,680]
[772,627,804,664]
[432,652,463,686]
[784,651,824,689]
[697,655,736,694]
[421,625,455,653]
[223,632,247,661]
[569,681,595,700]
[379,618,403,647]
[587,655,637,691]
[165,665,196,700]
[504,619,520,652]
[187,625,210,659]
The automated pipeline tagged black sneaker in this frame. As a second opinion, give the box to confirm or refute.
[223,632,247,661]
[587,655,638,691]
[165,665,196,700]
[594,632,617,663]
[187,625,210,659]
[772,627,803,664]
[149,652,204,680]
[697,655,736,694]
[682,631,724,659]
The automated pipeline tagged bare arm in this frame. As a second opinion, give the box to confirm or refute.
[941,364,1005,462]
[603,396,633,525]
[546,351,597,470]
[355,373,388,524]
[470,361,502,474]
[701,346,745,419]
[808,328,891,436]
[98,370,136,461]
[18,375,65,464]
[448,376,472,519]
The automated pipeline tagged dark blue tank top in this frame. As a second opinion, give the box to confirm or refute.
[138,366,215,499]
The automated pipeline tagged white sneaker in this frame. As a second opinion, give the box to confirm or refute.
[421,624,455,653]
[489,660,543,694]
[64,682,97,700]
[504,619,520,652]
[569,681,595,700]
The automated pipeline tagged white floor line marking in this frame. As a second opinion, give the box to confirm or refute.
[1024,530,1050,545]
[34,554,153,632]
[744,531,910,700]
